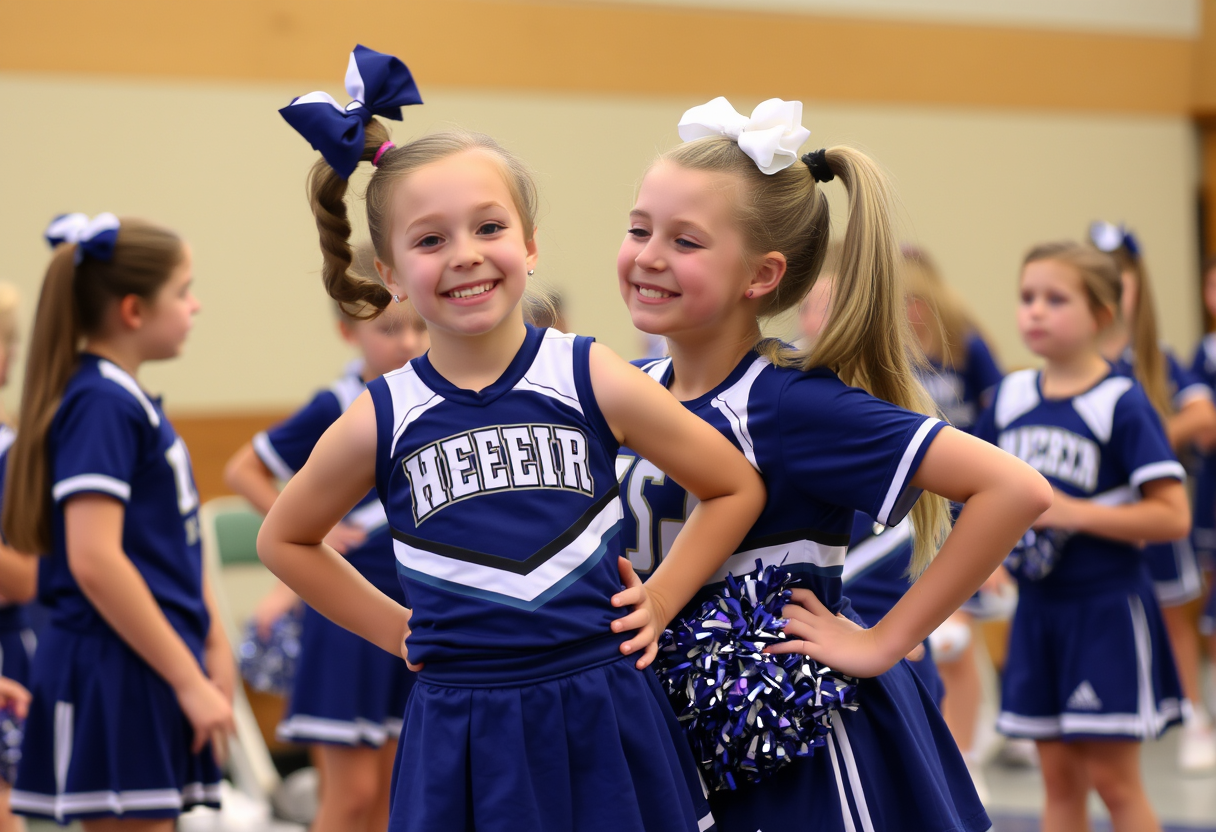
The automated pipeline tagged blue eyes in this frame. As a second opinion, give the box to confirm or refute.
[626,228,701,249]
[415,222,507,249]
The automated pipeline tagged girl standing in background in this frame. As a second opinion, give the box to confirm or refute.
[6,214,234,829]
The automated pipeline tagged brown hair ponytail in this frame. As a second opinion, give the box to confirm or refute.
[662,139,950,574]
[1120,255,1172,419]
[2,220,182,553]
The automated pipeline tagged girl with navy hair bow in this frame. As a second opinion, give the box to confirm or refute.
[4,215,235,829]
[261,46,767,832]
[613,96,1051,832]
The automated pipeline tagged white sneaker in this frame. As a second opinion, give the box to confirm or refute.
[997,737,1039,769]
[1179,721,1216,774]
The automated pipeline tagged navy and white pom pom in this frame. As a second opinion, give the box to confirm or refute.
[1004,527,1072,581]
[0,704,22,786]
[654,561,858,791]
[238,606,303,695]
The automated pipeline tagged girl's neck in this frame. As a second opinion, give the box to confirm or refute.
[665,321,762,402]
[425,315,528,392]
[1098,320,1130,362]
[1040,348,1110,399]
[82,338,143,380]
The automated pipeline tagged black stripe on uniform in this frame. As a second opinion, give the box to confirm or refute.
[390,488,619,576]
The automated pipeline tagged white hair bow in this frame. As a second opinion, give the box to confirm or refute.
[678,97,811,175]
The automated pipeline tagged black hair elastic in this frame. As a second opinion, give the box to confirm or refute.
[801,149,834,183]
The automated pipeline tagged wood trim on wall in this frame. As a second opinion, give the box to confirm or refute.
[0,0,1196,115]
[170,411,290,504]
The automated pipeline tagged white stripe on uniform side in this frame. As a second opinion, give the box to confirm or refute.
[826,729,858,832]
[1130,593,1168,738]
[698,812,715,831]
[831,713,876,832]
[708,356,769,471]
[54,701,74,823]
[0,425,16,457]
[252,431,296,481]
[706,538,847,585]
[876,418,940,526]
[841,519,912,585]
[395,497,622,603]
[51,474,131,503]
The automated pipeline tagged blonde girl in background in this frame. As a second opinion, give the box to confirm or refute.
[0,284,35,832]
[6,214,235,829]
[902,246,1014,795]
[614,95,1050,832]
[225,247,428,832]
[975,241,1188,832]
[1092,221,1216,773]
[260,46,767,832]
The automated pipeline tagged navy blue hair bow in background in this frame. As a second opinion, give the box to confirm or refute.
[280,45,423,178]
[45,213,121,264]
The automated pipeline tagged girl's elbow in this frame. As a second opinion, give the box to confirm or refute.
[1023,469,1054,517]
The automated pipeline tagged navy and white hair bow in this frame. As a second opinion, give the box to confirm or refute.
[1089,220,1141,258]
[45,213,121,264]
[280,45,423,179]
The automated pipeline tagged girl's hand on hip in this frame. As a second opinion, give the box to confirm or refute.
[610,557,661,670]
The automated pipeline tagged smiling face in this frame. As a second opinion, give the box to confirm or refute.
[140,242,200,360]
[377,149,537,339]
[617,161,759,338]
[1017,258,1107,361]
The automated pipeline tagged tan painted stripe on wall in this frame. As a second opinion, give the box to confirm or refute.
[0,0,1196,114]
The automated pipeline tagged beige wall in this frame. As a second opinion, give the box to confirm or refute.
[0,72,1200,412]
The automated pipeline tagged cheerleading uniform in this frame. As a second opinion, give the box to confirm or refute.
[12,354,221,822]
[0,425,35,690]
[369,325,713,832]
[919,333,1007,620]
[1112,348,1210,607]
[619,348,988,832]
[1191,334,1216,570]
[255,362,415,748]
[842,514,943,704]
[973,369,1183,742]
[918,333,1002,434]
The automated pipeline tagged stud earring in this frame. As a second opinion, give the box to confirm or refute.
[746,290,754,298]
[392,295,400,304]
[527,269,535,276]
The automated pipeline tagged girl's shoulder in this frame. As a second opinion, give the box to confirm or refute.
[59,355,162,430]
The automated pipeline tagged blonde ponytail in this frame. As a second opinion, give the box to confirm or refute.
[789,148,949,575]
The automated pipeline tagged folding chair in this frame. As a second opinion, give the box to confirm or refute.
[199,496,282,804]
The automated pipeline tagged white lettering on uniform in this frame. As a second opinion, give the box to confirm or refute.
[998,426,1099,492]
[403,423,595,523]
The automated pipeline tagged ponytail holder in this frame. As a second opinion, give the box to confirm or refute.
[372,141,395,167]
[45,213,121,265]
[678,97,810,175]
[1089,220,1141,258]
[280,45,423,179]
[801,149,834,183]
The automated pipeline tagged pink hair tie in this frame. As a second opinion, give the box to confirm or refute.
[372,141,396,167]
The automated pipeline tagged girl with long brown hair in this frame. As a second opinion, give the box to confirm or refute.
[6,214,234,830]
